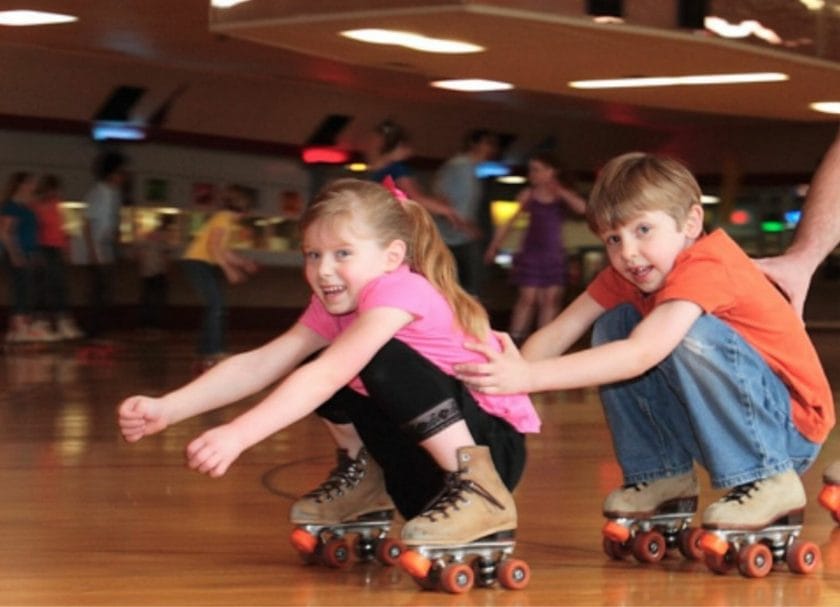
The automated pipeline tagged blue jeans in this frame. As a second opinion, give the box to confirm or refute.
[592,304,819,489]
[181,259,226,356]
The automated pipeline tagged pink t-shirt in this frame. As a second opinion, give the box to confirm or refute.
[299,265,541,433]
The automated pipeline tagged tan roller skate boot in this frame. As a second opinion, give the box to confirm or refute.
[289,448,400,568]
[602,471,701,563]
[702,469,806,530]
[290,447,394,525]
[401,445,516,547]
[603,471,699,518]
[699,470,819,577]
[398,446,529,593]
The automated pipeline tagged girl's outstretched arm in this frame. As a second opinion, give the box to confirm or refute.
[116,322,327,442]
[185,306,413,477]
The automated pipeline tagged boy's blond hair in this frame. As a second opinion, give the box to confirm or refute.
[300,178,489,340]
[587,152,702,235]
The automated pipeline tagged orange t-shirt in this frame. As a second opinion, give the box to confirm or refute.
[587,229,834,443]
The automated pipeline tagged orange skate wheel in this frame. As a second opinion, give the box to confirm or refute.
[399,549,432,578]
[699,531,729,557]
[440,562,474,594]
[704,550,735,575]
[677,527,705,561]
[602,537,632,560]
[375,537,405,566]
[289,528,318,554]
[497,558,530,590]
[631,530,666,563]
[321,538,353,568]
[737,543,773,578]
[787,540,821,574]
[602,520,631,543]
[819,484,840,513]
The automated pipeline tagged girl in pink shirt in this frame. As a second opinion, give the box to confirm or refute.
[118,178,539,569]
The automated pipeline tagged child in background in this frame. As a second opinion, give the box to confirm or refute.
[457,152,833,536]
[118,179,539,553]
[181,184,258,370]
[484,152,587,344]
[33,174,83,340]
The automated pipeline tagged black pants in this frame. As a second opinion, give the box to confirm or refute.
[316,339,526,520]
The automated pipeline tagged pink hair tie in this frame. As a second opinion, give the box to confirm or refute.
[381,175,408,204]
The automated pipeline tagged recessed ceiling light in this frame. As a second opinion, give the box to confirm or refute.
[0,10,76,26]
[810,101,840,115]
[211,0,251,7]
[431,79,513,92]
[569,72,788,89]
[341,29,483,54]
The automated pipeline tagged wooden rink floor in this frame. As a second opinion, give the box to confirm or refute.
[2,329,840,606]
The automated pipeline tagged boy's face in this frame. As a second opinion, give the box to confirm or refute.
[600,206,702,294]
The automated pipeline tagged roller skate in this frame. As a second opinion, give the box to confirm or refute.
[601,471,704,563]
[698,470,821,578]
[288,448,403,568]
[818,461,840,523]
[398,445,529,594]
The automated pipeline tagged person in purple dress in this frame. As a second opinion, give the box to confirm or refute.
[485,151,587,344]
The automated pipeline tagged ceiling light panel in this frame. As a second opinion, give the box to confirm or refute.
[340,29,483,54]
[431,79,513,92]
[0,10,76,26]
[569,72,788,89]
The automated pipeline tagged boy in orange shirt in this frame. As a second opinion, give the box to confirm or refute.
[455,152,834,536]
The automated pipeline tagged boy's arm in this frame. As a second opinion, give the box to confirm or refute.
[457,299,702,394]
[186,306,413,476]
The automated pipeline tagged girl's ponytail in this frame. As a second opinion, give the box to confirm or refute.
[403,201,489,340]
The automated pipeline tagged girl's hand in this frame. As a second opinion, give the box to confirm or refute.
[453,332,531,394]
[185,424,246,478]
[117,395,170,442]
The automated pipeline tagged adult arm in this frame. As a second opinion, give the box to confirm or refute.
[755,128,840,315]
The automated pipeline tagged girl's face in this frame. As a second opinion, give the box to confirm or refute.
[528,160,555,186]
[600,206,702,293]
[302,214,405,315]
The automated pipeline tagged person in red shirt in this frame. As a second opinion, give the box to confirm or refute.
[33,174,83,339]
[456,151,834,535]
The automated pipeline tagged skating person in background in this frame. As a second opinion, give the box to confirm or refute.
[82,151,128,341]
[1,171,58,343]
[181,184,258,370]
[117,179,539,570]
[456,152,833,549]
[484,151,587,345]
[33,174,83,340]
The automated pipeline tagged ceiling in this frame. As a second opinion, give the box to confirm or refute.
[210,0,840,123]
[0,0,839,171]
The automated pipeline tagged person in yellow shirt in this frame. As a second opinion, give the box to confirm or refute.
[182,184,258,370]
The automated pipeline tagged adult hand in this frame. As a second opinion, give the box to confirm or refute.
[453,332,531,394]
[753,254,811,318]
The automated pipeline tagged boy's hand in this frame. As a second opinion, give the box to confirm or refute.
[117,395,169,442]
[185,424,246,478]
[454,332,530,394]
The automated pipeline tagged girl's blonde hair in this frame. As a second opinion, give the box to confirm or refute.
[300,178,489,340]
[587,152,701,234]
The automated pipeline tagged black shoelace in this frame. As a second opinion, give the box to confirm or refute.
[304,453,364,503]
[417,471,505,522]
[721,481,759,504]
